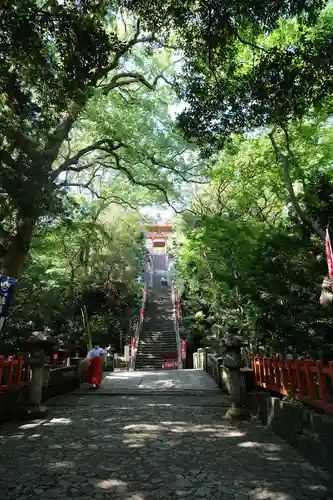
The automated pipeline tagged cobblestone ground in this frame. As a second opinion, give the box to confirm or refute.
[0,393,332,500]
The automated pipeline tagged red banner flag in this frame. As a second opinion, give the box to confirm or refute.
[325,228,333,291]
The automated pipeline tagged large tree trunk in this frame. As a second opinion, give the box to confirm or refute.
[1,217,34,279]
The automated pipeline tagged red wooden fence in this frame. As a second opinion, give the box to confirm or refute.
[252,356,333,415]
[0,356,31,391]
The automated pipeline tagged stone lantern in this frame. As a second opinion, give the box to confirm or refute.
[222,332,251,421]
[23,330,56,418]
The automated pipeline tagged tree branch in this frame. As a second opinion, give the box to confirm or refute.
[230,26,268,53]
[61,166,101,191]
[62,181,140,210]
[97,154,181,212]
[135,150,207,184]
[51,140,126,180]
[44,19,153,163]
[101,72,173,95]
[103,19,150,73]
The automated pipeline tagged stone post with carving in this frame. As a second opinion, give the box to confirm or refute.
[23,331,55,419]
[223,333,250,421]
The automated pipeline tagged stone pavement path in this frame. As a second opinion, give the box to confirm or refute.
[76,369,219,394]
[0,379,333,500]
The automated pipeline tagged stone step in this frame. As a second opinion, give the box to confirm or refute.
[142,330,174,334]
[136,360,177,364]
[143,324,174,327]
[143,328,174,332]
[141,336,174,339]
[137,354,177,358]
[138,339,177,348]
[137,347,177,352]
[138,346,176,350]
[140,336,175,339]
[140,332,175,337]
[138,342,177,346]
[136,353,177,358]
[141,330,174,334]
[136,354,176,360]
[137,348,175,352]
[142,329,174,332]
[136,349,178,354]
[139,338,176,342]
[136,279,177,371]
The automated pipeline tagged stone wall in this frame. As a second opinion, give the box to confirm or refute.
[202,350,254,394]
[200,350,254,394]
[248,390,333,475]
[42,365,80,400]
[0,361,83,424]
[0,385,30,424]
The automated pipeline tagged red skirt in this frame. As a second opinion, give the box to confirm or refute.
[87,356,103,385]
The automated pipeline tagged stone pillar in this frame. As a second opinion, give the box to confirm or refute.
[203,347,210,372]
[223,334,251,421]
[30,353,47,416]
[216,356,223,386]
[23,331,56,419]
[43,363,50,388]
[197,348,204,370]
[70,357,84,383]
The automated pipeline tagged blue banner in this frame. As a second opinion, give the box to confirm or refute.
[0,276,17,318]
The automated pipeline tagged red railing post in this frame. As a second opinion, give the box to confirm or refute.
[280,359,288,393]
[16,355,24,386]
[7,356,14,387]
[258,357,264,385]
[0,355,32,391]
[252,357,257,385]
[263,357,268,387]
[294,360,304,397]
[266,357,272,387]
[272,358,280,392]
[316,360,329,404]
[0,356,4,387]
[23,359,30,382]
[251,356,333,415]
[329,361,333,390]
[286,360,296,394]
[304,360,316,400]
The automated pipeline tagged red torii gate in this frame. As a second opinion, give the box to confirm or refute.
[144,225,173,249]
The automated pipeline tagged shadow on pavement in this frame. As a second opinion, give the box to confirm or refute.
[0,394,332,500]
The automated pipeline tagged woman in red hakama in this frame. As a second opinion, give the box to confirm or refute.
[86,346,106,388]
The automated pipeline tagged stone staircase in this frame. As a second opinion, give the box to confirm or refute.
[135,254,178,371]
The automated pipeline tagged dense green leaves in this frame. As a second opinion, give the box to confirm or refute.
[3,202,146,351]
[174,112,333,360]
[2,0,333,362]
[0,2,201,279]
[175,3,332,152]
